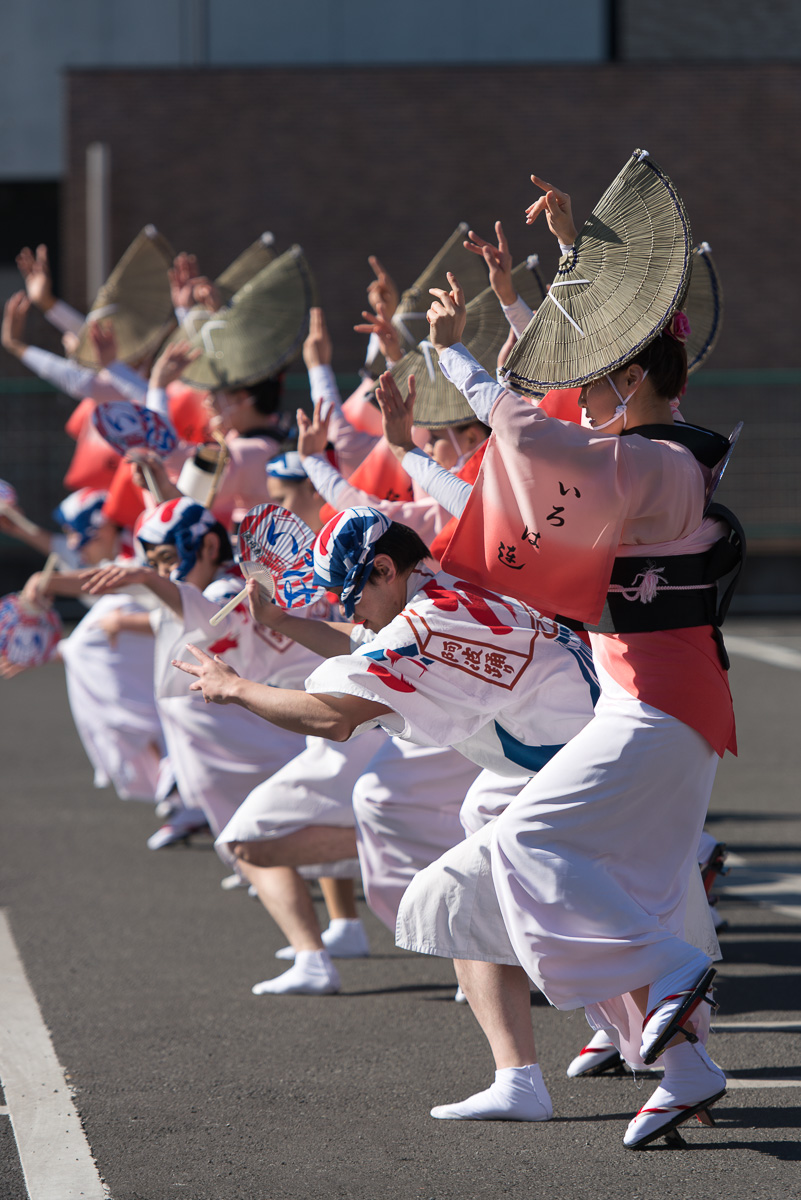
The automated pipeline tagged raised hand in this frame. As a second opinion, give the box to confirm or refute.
[126,450,177,500]
[169,252,201,310]
[367,256,399,321]
[375,371,416,460]
[246,576,286,629]
[149,338,201,389]
[192,278,223,312]
[172,642,241,704]
[16,244,55,312]
[353,303,403,364]
[525,176,578,245]
[464,222,516,306]
[426,272,467,354]
[296,398,331,458]
[1,291,32,359]
[302,307,333,370]
[89,319,118,368]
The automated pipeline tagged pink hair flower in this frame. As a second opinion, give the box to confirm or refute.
[667,311,691,344]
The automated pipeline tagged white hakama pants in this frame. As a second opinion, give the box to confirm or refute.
[396,770,531,964]
[352,739,481,930]
[491,673,719,1012]
[59,595,167,803]
[216,729,385,878]
[398,670,720,1066]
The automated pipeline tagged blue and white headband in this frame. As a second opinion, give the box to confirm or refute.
[135,497,229,581]
[266,451,307,482]
[53,489,108,549]
[313,506,391,618]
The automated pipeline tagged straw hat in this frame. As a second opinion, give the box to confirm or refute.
[366,224,489,375]
[503,150,692,393]
[73,226,176,368]
[684,242,723,375]
[393,257,547,428]
[161,232,278,352]
[215,232,277,304]
[180,246,317,390]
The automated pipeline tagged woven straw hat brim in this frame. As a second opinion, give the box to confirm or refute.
[160,233,279,356]
[460,257,547,383]
[394,257,547,428]
[74,226,176,368]
[684,243,723,374]
[390,344,467,427]
[503,151,692,392]
[215,233,277,304]
[181,246,317,390]
[366,224,489,375]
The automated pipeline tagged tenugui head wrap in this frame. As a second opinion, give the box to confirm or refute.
[135,497,230,581]
[313,507,391,618]
[53,488,108,548]
[266,451,306,481]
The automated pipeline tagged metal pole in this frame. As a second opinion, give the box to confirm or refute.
[85,142,111,306]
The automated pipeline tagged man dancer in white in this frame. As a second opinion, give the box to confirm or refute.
[173,506,598,1119]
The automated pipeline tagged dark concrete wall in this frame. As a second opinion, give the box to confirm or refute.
[63,64,800,372]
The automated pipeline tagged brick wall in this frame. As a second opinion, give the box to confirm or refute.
[63,64,800,373]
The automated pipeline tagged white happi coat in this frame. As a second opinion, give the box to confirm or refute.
[153,577,320,838]
[305,566,598,776]
[59,592,168,802]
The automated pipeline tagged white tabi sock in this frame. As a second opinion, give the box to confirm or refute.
[252,950,341,996]
[430,1064,553,1121]
[275,918,370,961]
[624,1040,726,1148]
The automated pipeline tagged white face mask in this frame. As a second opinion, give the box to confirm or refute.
[446,427,470,471]
[588,369,649,431]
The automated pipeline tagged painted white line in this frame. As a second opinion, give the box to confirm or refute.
[0,909,108,1200]
[0,1105,9,1115]
[724,1078,801,1090]
[713,1021,801,1031]
[726,635,801,670]
[718,860,801,921]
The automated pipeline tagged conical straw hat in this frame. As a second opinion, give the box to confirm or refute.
[215,232,277,303]
[503,150,692,392]
[684,242,723,375]
[393,257,547,428]
[160,233,278,353]
[181,246,317,390]
[73,226,176,368]
[366,224,489,375]
[460,256,546,378]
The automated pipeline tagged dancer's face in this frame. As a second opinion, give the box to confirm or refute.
[579,375,622,430]
[334,555,408,632]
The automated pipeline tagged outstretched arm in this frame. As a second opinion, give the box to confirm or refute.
[427,273,507,426]
[172,642,391,739]
[81,562,184,616]
[246,579,353,657]
[375,372,472,518]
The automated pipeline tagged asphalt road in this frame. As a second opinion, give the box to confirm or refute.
[1,617,800,1200]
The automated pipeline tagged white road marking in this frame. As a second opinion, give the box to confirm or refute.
[713,1021,801,1031]
[0,1105,10,1115]
[720,866,801,922]
[0,909,108,1200]
[726,635,801,670]
[723,1078,801,1090]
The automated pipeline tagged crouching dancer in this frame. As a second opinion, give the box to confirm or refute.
[173,506,599,1118]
